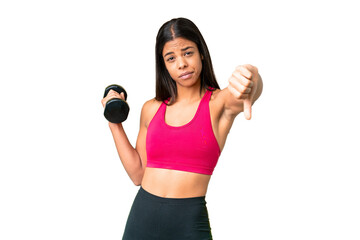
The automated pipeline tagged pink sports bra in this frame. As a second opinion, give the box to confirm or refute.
[146,89,221,175]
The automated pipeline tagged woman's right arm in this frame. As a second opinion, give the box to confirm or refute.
[108,121,145,186]
[102,91,158,185]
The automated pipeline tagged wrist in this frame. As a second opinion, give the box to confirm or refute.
[108,122,123,129]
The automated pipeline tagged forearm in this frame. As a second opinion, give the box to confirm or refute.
[108,122,144,185]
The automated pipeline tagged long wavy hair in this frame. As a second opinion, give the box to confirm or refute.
[155,18,220,103]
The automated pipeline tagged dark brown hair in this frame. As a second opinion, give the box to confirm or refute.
[155,18,220,103]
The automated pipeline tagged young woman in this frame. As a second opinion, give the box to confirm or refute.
[101,18,263,240]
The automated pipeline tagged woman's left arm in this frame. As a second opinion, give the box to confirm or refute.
[224,64,263,120]
[210,64,262,150]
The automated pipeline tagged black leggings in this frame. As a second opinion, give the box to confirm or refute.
[122,187,213,240]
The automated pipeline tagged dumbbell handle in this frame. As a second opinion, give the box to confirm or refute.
[104,84,127,100]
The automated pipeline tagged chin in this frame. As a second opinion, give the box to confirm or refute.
[176,76,201,88]
[177,80,200,88]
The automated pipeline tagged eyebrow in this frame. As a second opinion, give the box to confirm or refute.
[163,46,195,58]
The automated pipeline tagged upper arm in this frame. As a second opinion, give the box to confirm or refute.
[210,89,244,150]
[135,99,161,169]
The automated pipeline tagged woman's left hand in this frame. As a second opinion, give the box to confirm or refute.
[228,64,260,120]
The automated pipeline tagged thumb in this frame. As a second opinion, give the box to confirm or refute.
[244,82,257,120]
[243,98,252,120]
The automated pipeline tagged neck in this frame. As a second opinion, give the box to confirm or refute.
[175,82,205,103]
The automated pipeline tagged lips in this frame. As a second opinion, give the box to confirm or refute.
[179,71,194,79]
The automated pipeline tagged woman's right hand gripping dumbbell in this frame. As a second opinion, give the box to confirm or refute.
[102,84,130,123]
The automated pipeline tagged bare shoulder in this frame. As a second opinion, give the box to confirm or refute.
[211,87,241,104]
[142,98,162,113]
[209,88,226,121]
[141,98,162,128]
[209,87,236,111]
[210,88,228,103]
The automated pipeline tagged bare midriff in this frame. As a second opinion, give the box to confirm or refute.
[141,167,211,198]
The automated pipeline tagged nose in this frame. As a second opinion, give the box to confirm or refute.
[177,57,188,69]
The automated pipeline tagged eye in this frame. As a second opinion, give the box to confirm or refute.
[185,51,194,56]
[166,56,175,62]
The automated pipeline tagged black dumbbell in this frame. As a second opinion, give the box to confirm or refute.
[103,84,130,123]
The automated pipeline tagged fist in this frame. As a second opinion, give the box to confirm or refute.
[228,64,259,120]
[101,90,126,108]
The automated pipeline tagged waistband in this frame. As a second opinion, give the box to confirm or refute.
[138,187,206,205]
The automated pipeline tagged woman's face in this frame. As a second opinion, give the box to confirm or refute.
[162,37,203,88]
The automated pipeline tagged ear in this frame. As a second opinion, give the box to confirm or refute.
[201,55,204,60]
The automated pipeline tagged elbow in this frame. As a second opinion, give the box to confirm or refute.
[133,180,142,186]
[130,170,144,186]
